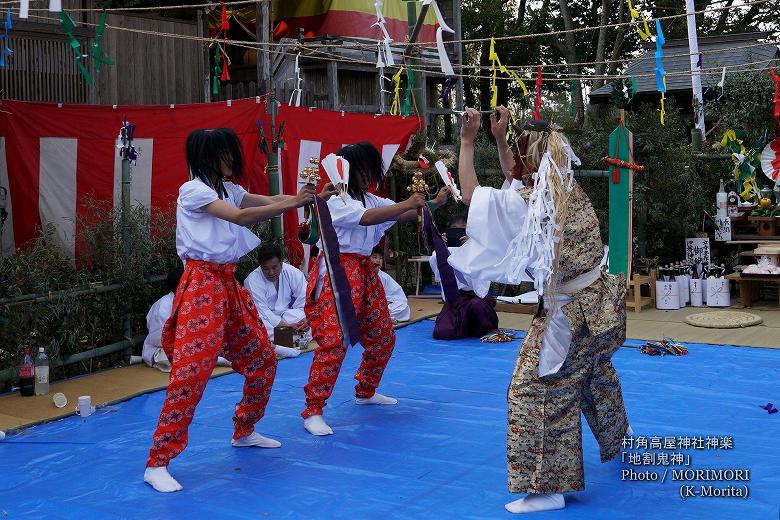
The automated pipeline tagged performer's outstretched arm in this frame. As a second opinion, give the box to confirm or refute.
[458,107,482,205]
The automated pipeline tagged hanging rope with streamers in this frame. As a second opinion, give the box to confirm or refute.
[655,19,666,125]
[402,66,413,116]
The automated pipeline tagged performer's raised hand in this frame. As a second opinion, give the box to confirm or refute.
[294,184,316,207]
[318,182,338,200]
[432,187,451,208]
[460,107,481,144]
[405,192,426,210]
[490,105,510,142]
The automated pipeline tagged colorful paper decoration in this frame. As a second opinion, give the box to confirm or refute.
[0,9,11,69]
[532,66,543,120]
[568,80,578,117]
[390,67,403,116]
[59,11,92,84]
[212,45,222,95]
[770,68,779,132]
[627,0,652,40]
[488,37,528,109]
[91,11,113,73]
[402,66,413,116]
[655,19,666,125]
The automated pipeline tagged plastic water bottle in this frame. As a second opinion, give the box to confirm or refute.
[19,348,35,397]
[34,347,49,395]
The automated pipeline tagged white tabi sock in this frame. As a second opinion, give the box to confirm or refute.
[355,393,397,405]
[505,493,565,514]
[303,415,333,436]
[274,345,301,358]
[216,356,232,367]
[144,466,183,493]
[231,432,282,448]
[626,424,634,437]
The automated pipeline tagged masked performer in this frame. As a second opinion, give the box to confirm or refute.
[144,128,331,493]
[449,109,630,514]
[302,141,449,436]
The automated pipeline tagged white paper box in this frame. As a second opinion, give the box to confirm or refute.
[656,281,680,310]
[706,277,730,307]
[690,278,703,307]
[677,275,690,305]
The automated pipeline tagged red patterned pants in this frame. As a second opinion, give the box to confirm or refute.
[146,260,278,468]
[302,253,396,418]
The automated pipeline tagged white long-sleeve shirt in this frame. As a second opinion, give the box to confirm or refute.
[377,270,410,322]
[244,262,308,341]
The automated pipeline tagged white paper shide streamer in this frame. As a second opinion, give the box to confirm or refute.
[289,51,303,107]
[321,153,350,205]
[372,1,394,68]
[499,140,580,296]
[423,0,455,76]
[434,160,461,201]
[48,0,62,13]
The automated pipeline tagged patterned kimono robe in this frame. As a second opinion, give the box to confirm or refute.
[449,181,629,494]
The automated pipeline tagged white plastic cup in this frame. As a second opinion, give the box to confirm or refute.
[52,392,67,408]
[75,395,95,417]
[656,281,680,310]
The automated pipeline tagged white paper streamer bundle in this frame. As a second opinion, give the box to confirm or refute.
[498,139,580,296]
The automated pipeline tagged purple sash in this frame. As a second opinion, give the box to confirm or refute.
[422,207,460,303]
[314,196,361,346]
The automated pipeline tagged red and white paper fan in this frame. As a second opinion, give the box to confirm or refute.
[761,138,780,182]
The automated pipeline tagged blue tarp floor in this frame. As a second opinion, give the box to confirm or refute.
[0,319,778,519]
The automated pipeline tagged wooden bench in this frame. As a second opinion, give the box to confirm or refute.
[726,272,780,308]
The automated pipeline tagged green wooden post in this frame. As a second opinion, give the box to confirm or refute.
[608,113,634,278]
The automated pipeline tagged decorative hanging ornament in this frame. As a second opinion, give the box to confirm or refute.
[532,66,543,120]
[488,37,528,110]
[220,1,229,31]
[220,53,230,81]
[212,45,222,95]
[654,19,666,125]
[770,68,780,132]
[59,11,92,84]
[0,9,11,69]
[371,1,394,67]
[627,0,651,40]
[568,80,578,117]
[91,10,114,73]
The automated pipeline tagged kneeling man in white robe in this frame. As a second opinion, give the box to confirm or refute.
[244,243,310,358]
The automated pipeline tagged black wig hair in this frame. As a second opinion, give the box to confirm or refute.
[185,128,244,199]
[166,266,184,294]
[371,246,384,257]
[336,142,385,200]
[257,242,284,264]
[448,214,467,227]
